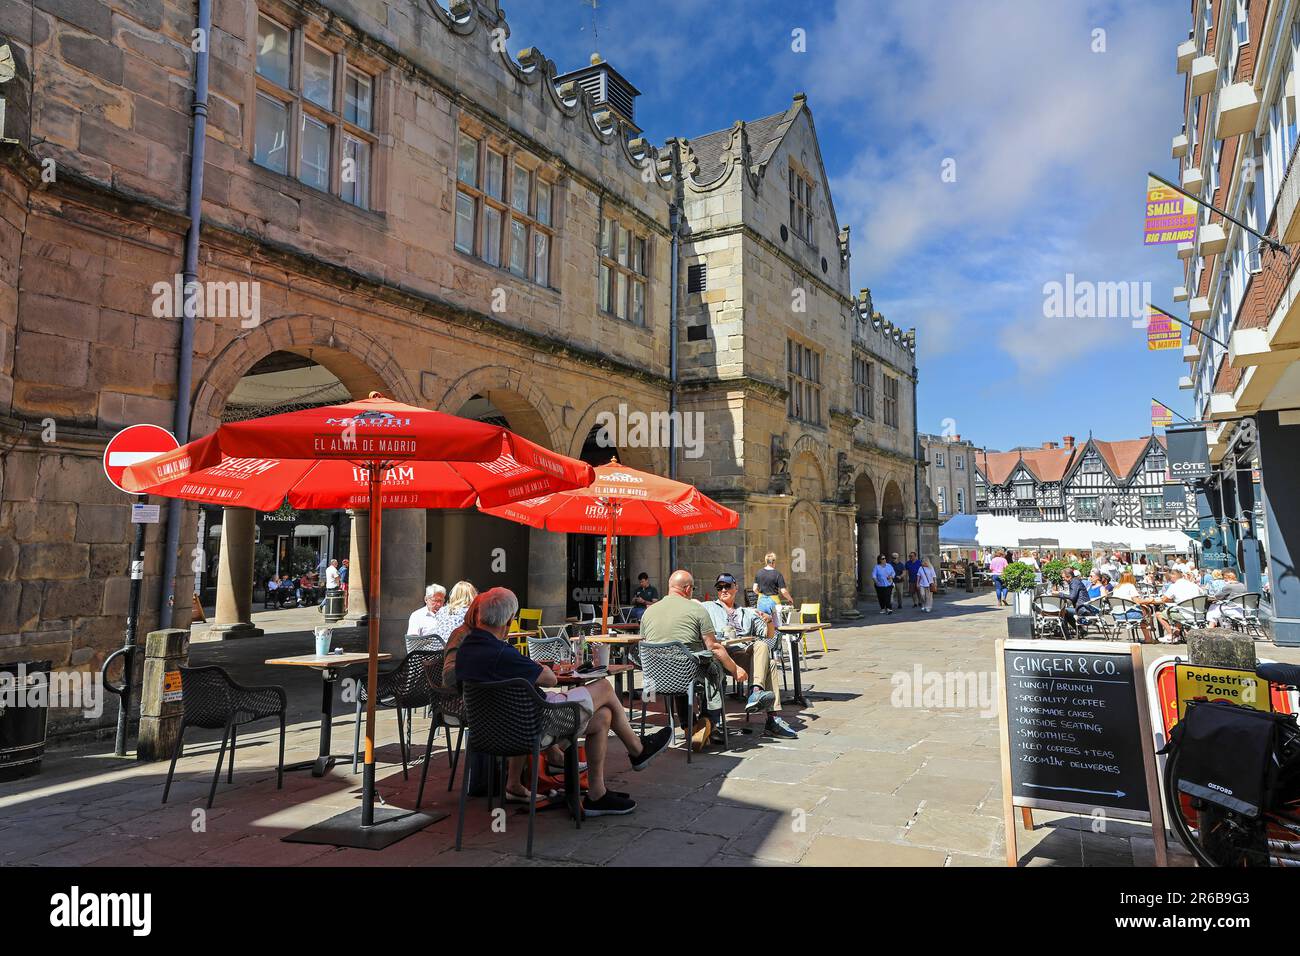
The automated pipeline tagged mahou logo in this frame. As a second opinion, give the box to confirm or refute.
[601,471,643,484]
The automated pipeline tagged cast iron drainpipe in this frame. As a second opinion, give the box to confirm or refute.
[912,360,922,556]
[157,0,211,628]
[667,201,680,571]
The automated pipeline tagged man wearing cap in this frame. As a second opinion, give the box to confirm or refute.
[702,572,798,739]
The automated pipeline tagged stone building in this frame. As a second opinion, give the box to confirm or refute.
[0,0,924,731]
[919,432,978,520]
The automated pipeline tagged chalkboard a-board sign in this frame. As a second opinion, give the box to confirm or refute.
[995,639,1167,867]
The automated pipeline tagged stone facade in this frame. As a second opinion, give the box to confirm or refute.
[0,0,923,732]
[919,433,979,520]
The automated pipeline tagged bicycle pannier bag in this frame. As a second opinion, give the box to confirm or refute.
[1169,701,1285,818]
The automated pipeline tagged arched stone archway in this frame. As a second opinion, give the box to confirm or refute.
[881,478,907,557]
[192,315,417,437]
[855,472,880,595]
[566,394,667,475]
[789,498,824,607]
[435,364,562,450]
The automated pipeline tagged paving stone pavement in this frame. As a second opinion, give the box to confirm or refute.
[5,590,1294,866]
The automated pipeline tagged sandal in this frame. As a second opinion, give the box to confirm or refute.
[504,788,560,804]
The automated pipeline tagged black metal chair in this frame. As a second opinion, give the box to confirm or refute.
[351,650,440,781]
[454,678,584,859]
[161,665,286,809]
[414,651,469,809]
[636,641,728,762]
[526,634,574,665]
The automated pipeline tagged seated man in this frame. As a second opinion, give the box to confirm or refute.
[454,587,671,816]
[1152,568,1203,643]
[1057,568,1092,636]
[630,572,659,623]
[642,569,748,745]
[407,583,447,640]
[703,572,797,739]
[1207,569,1248,627]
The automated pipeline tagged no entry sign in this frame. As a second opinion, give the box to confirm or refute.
[103,424,178,494]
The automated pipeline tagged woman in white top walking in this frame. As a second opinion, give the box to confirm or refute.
[916,558,937,612]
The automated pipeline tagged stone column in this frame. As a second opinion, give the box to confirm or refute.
[342,510,369,626]
[857,513,880,595]
[211,507,262,638]
[377,508,427,656]
[527,528,568,625]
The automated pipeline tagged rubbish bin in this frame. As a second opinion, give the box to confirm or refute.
[321,588,345,622]
[0,660,51,782]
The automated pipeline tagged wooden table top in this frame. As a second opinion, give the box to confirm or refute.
[608,622,641,631]
[264,652,392,668]
[510,629,540,639]
[580,634,643,644]
[775,622,822,633]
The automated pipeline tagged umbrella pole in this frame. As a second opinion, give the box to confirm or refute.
[363,461,383,827]
[600,503,616,635]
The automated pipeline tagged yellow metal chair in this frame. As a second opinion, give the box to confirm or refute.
[518,608,543,631]
[799,603,829,655]
[507,617,527,653]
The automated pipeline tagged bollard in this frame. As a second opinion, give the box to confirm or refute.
[1186,627,1257,671]
[965,564,974,593]
[137,629,189,762]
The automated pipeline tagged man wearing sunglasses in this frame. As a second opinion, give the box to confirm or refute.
[703,573,798,739]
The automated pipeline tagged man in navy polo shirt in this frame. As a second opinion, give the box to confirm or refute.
[905,552,922,608]
[455,587,670,817]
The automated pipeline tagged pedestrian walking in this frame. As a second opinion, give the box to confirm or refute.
[906,551,922,607]
[890,552,907,610]
[872,554,895,614]
[917,557,937,612]
[752,552,794,621]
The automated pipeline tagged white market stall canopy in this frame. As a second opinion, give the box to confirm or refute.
[938,514,1193,553]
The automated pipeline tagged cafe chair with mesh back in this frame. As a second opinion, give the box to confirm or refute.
[414,650,468,809]
[406,634,445,655]
[1169,595,1209,635]
[1031,595,1069,638]
[161,665,286,810]
[1229,593,1266,638]
[1099,597,1144,642]
[455,678,584,859]
[526,634,574,665]
[636,641,728,763]
[351,650,440,781]
[798,603,829,654]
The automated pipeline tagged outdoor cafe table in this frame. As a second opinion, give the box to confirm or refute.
[568,633,641,709]
[264,652,391,776]
[774,622,819,706]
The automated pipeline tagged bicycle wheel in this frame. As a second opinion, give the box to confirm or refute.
[1163,745,1270,866]
[1163,745,1220,866]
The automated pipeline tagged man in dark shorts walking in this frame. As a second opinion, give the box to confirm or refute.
[752,552,794,619]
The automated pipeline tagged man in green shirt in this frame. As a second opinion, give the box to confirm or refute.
[640,570,747,737]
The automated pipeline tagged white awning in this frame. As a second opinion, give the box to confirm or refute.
[939,514,1194,552]
[293,525,330,538]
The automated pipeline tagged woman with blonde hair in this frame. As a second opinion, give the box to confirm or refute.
[916,557,937,613]
[431,580,478,639]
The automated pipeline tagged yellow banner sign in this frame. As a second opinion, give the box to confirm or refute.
[1174,663,1271,720]
[1147,309,1182,350]
[1152,401,1173,427]
[1144,176,1197,246]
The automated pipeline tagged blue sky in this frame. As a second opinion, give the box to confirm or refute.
[498,0,1191,451]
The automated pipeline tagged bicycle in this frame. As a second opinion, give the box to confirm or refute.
[1162,661,1300,867]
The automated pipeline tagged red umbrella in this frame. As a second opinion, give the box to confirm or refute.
[481,458,738,632]
[123,394,594,840]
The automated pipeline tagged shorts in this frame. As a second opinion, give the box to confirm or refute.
[756,594,778,616]
[542,687,595,747]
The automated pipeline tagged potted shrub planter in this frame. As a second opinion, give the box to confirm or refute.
[1001,562,1039,638]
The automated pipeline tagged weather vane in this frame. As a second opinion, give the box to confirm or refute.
[581,0,600,58]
